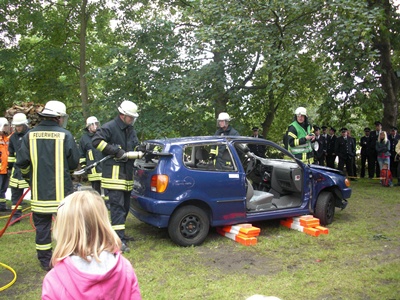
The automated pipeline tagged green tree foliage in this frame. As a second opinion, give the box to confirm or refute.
[1,0,399,141]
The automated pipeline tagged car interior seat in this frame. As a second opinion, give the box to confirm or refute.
[246,178,275,210]
[195,147,210,169]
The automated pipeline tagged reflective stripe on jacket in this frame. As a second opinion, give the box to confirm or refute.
[288,121,314,163]
[16,120,80,213]
[92,116,139,191]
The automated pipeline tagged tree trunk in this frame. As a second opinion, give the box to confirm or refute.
[80,0,89,119]
[372,0,399,130]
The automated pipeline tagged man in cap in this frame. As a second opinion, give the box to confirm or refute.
[248,126,266,158]
[335,128,356,179]
[326,127,337,168]
[287,107,315,163]
[313,126,326,166]
[7,113,30,223]
[92,100,142,253]
[388,126,400,179]
[0,117,10,212]
[369,121,382,178]
[359,127,372,178]
[16,100,80,271]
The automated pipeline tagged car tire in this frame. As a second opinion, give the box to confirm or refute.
[168,205,210,247]
[315,191,335,225]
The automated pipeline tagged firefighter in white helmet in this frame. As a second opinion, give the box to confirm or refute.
[210,112,240,169]
[286,106,315,163]
[78,116,103,195]
[0,117,10,212]
[16,100,80,270]
[92,100,142,253]
[7,113,30,222]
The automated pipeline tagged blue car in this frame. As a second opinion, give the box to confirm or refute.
[130,136,351,246]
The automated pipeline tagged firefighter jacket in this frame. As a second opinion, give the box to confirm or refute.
[79,128,103,182]
[16,120,80,214]
[210,126,240,169]
[0,134,9,175]
[92,116,139,191]
[8,126,30,189]
[288,120,314,163]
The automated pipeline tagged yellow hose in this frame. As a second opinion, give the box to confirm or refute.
[0,262,17,291]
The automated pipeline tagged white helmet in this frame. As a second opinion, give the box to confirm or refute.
[0,117,9,132]
[118,101,139,118]
[217,112,231,121]
[39,100,67,117]
[295,107,307,117]
[86,116,100,127]
[12,113,28,125]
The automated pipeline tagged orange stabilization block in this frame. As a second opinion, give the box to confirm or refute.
[216,228,257,246]
[280,215,329,237]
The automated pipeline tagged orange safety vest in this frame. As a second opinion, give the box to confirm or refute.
[0,135,9,174]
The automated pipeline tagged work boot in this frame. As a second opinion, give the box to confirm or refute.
[124,235,135,242]
[121,243,130,253]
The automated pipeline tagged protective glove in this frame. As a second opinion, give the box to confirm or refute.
[115,149,126,159]
[115,149,128,162]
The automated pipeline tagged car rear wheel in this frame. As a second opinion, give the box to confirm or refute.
[168,205,210,247]
[315,191,335,225]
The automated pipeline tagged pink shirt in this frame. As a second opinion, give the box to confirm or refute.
[42,252,141,300]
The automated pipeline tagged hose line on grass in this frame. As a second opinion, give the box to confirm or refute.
[0,262,17,291]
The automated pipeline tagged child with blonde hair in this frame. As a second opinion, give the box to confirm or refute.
[42,191,141,299]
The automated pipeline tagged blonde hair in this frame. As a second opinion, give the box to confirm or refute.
[51,191,121,266]
[379,131,388,143]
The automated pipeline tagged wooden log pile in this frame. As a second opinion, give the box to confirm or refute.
[5,102,45,127]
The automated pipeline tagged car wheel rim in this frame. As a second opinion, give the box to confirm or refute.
[179,215,201,239]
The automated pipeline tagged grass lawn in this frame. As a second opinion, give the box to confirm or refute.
[0,178,399,299]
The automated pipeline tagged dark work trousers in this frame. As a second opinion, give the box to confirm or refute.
[390,157,398,178]
[338,156,354,177]
[397,162,400,184]
[367,153,377,178]
[0,174,10,209]
[91,180,101,195]
[11,187,23,218]
[326,154,336,169]
[33,213,53,268]
[360,154,369,178]
[108,189,131,243]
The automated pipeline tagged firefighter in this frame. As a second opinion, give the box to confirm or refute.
[78,116,103,195]
[16,100,80,271]
[287,107,315,164]
[92,100,142,253]
[210,112,240,169]
[0,117,10,212]
[7,113,30,223]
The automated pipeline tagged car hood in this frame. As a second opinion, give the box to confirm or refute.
[309,164,346,176]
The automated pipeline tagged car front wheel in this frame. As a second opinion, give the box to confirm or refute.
[168,205,210,247]
[315,191,335,225]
